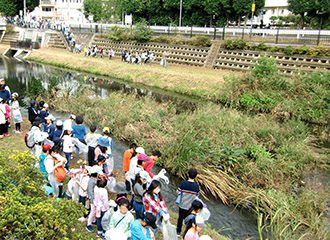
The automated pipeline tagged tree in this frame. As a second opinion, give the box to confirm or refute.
[288,0,330,29]
[17,0,39,12]
[233,0,265,26]
[84,0,103,22]
[0,0,18,16]
[102,0,120,23]
[0,0,39,16]
[108,0,266,27]
[288,0,312,28]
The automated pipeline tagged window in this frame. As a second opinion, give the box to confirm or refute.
[42,7,51,12]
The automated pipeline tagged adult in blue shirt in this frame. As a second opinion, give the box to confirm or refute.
[0,84,10,104]
[130,212,156,240]
[72,116,87,162]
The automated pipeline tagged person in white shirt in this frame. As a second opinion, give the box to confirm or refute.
[62,126,75,169]
[126,147,145,190]
[31,118,49,157]
[0,98,6,139]
[44,145,67,197]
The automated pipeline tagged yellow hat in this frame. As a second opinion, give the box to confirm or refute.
[103,127,110,133]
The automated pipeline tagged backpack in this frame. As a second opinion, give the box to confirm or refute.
[25,127,38,148]
[53,157,67,182]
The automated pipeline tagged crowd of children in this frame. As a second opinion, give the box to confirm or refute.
[2,94,212,239]
[0,78,23,139]
[121,48,156,65]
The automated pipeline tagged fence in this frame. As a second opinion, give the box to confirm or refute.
[67,23,330,46]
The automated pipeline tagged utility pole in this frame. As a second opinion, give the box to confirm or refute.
[23,0,26,21]
[179,0,182,27]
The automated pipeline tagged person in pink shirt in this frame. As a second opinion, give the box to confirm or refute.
[183,215,206,240]
[3,98,10,136]
[143,150,162,178]
[94,175,110,238]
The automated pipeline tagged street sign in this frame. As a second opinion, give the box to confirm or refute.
[125,14,132,25]
[252,3,256,12]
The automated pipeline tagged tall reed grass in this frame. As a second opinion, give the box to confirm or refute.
[39,85,329,240]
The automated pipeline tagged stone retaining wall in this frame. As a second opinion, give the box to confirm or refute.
[214,49,330,74]
[92,35,330,74]
[92,36,210,67]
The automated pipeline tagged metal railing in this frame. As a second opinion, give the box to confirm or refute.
[67,23,330,46]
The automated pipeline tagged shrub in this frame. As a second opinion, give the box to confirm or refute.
[270,46,280,53]
[5,24,15,34]
[257,43,269,51]
[307,45,329,57]
[107,25,129,41]
[222,39,248,50]
[294,45,308,55]
[253,56,278,78]
[0,151,87,239]
[151,35,173,44]
[188,36,212,47]
[283,46,294,55]
[131,20,153,42]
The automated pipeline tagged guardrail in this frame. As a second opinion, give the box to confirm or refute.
[67,23,330,46]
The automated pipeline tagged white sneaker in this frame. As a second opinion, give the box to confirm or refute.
[78,217,87,222]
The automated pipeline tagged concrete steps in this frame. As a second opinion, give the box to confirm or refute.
[1,32,19,45]
[204,40,222,68]
[47,33,67,49]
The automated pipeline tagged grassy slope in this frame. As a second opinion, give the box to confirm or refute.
[25,47,242,100]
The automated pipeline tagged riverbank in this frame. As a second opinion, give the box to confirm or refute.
[25,46,329,125]
[24,47,240,100]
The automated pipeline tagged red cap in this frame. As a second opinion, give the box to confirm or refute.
[43,144,52,151]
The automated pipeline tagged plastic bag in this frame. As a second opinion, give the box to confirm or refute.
[101,208,114,231]
[153,169,169,184]
[12,109,22,123]
[104,228,127,240]
[106,177,116,192]
[73,138,88,153]
[43,138,54,147]
[161,220,177,240]
[199,207,211,221]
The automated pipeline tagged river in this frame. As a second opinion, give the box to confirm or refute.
[0,56,260,239]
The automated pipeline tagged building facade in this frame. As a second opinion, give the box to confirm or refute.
[262,0,291,26]
[30,0,88,23]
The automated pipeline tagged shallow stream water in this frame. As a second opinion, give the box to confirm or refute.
[0,56,260,239]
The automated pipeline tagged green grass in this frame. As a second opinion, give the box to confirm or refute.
[20,47,330,240]
[37,84,329,239]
